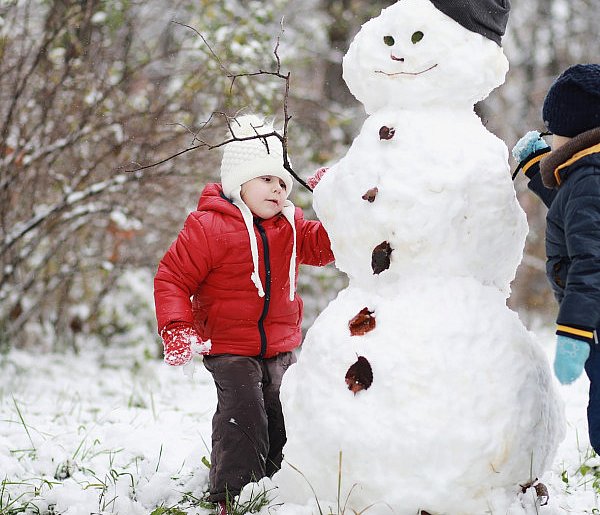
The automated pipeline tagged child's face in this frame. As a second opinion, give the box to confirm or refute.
[240,175,288,219]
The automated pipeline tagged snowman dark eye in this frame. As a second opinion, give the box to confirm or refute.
[411,31,424,44]
[383,35,395,46]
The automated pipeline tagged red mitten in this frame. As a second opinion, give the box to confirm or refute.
[307,167,329,189]
[160,323,207,366]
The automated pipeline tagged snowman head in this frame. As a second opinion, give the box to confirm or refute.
[342,0,510,114]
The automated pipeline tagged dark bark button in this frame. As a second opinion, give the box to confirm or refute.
[520,481,549,507]
[345,356,373,394]
[362,187,378,203]
[372,241,393,274]
[349,307,376,336]
[379,126,395,140]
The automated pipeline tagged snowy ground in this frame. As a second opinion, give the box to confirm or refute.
[1,327,600,515]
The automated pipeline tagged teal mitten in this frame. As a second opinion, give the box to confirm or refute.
[554,335,590,384]
[511,131,551,180]
[511,131,550,163]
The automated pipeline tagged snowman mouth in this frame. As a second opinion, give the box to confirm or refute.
[374,63,438,77]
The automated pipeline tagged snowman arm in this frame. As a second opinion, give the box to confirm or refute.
[297,218,335,266]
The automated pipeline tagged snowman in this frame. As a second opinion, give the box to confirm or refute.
[275,0,564,513]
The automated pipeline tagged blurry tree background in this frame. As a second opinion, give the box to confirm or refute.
[0,0,597,350]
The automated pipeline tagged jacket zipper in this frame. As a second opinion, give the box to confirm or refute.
[255,220,271,358]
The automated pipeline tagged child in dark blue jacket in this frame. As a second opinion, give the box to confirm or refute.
[513,63,600,453]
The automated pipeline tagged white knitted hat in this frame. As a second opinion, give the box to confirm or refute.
[221,115,293,197]
[220,115,297,301]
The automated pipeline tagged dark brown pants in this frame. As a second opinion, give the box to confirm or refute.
[203,352,296,502]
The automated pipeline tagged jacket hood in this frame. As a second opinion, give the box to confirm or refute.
[196,182,302,222]
[196,183,239,216]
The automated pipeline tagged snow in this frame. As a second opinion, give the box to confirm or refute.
[0,331,598,514]
[91,11,107,24]
[0,345,214,514]
[0,1,595,513]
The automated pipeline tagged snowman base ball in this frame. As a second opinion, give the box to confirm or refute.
[277,280,563,514]
[276,0,564,513]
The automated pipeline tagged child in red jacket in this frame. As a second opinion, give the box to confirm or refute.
[154,114,334,513]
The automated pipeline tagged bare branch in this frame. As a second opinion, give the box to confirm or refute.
[122,19,311,191]
[171,20,231,76]
[123,112,311,191]
[274,16,285,74]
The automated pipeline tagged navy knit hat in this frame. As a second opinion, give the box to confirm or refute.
[542,64,600,138]
[429,0,511,46]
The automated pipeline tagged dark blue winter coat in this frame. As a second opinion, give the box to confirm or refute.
[523,128,600,345]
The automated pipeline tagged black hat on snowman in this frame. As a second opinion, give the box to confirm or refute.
[220,114,297,301]
[429,0,511,46]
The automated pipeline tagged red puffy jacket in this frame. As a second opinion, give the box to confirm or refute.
[154,183,334,358]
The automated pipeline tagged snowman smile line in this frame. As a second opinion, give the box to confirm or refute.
[374,63,438,76]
